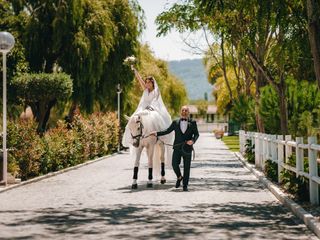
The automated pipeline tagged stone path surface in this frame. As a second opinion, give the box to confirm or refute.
[0,133,317,239]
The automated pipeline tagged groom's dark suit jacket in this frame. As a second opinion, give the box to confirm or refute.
[157,118,199,153]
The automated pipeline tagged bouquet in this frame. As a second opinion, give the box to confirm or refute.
[123,55,137,67]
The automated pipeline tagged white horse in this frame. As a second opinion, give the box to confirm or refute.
[125,109,171,189]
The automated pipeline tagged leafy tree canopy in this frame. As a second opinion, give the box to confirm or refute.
[12,73,73,133]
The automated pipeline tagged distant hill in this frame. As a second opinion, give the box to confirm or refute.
[168,58,213,100]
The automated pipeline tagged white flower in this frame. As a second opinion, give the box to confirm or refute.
[123,55,137,66]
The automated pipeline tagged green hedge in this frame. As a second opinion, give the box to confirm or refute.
[3,112,119,180]
[7,120,44,180]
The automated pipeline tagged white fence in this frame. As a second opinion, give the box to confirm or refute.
[239,130,320,205]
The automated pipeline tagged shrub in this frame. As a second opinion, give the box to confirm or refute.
[70,114,92,161]
[280,153,309,201]
[3,111,119,181]
[98,112,119,154]
[264,159,278,182]
[4,120,44,180]
[43,121,85,172]
[280,169,309,202]
[7,152,19,178]
[286,154,309,172]
[69,112,119,159]
[244,139,255,164]
[71,114,105,160]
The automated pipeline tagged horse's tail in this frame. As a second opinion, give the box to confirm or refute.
[163,132,174,168]
[165,145,173,168]
[153,142,162,178]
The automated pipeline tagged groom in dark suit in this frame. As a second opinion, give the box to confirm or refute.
[151,106,199,191]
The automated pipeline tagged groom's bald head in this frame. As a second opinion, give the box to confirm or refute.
[180,105,190,118]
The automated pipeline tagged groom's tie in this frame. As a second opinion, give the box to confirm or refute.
[180,118,188,133]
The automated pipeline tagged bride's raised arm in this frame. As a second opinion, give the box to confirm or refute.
[131,66,146,90]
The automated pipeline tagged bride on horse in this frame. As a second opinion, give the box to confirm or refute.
[122,65,172,148]
[122,63,173,188]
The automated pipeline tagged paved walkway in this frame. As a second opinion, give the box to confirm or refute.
[0,133,317,239]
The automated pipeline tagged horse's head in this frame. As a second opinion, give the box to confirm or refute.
[126,114,144,148]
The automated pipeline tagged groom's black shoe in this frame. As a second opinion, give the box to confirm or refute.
[183,186,188,191]
[175,177,183,188]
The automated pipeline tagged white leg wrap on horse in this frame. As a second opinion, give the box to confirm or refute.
[132,179,137,185]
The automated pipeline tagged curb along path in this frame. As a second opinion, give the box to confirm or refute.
[235,152,320,238]
[0,133,317,239]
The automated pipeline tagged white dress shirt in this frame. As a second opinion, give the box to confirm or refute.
[180,119,188,133]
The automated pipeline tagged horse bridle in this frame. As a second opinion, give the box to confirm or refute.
[131,120,144,141]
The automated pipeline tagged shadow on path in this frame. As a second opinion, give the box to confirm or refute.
[0,202,312,240]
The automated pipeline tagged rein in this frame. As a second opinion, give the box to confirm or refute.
[156,137,196,161]
[130,120,195,161]
[131,132,142,139]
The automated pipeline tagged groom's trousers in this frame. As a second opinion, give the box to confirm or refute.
[172,149,191,187]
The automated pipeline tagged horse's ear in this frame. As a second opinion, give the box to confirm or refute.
[124,115,130,121]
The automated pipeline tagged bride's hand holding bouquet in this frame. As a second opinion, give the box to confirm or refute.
[123,55,145,89]
[123,56,137,71]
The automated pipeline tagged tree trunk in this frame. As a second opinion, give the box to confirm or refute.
[29,102,40,127]
[307,0,320,88]
[41,99,57,133]
[255,63,265,133]
[29,100,56,134]
[221,33,233,101]
[254,87,265,133]
[240,60,255,96]
[277,80,288,136]
[248,49,290,135]
[31,102,46,134]
[67,101,79,123]
[230,45,241,96]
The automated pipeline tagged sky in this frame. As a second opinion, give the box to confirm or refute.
[137,0,207,61]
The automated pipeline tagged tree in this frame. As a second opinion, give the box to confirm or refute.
[156,2,235,102]
[230,94,255,131]
[12,73,73,133]
[156,0,317,136]
[0,0,30,118]
[96,0,142,113]
[259,86,281,134]
[13,0,143,114]
[155,0,267,130]
[306,0,320,88]
[286,78,320,137]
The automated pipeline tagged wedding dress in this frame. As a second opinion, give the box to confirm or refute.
[122,78,172,147]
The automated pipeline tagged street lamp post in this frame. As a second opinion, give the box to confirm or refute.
[0,32,15,186]
[117,83,122,153]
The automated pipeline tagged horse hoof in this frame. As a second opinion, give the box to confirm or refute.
[131,184,138,189]
[147,183,153,188]
[160,179,166,184]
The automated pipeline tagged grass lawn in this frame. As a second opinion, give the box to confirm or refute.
[221,136,239,152]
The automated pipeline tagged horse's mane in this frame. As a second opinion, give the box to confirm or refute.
[136,109,163,134]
